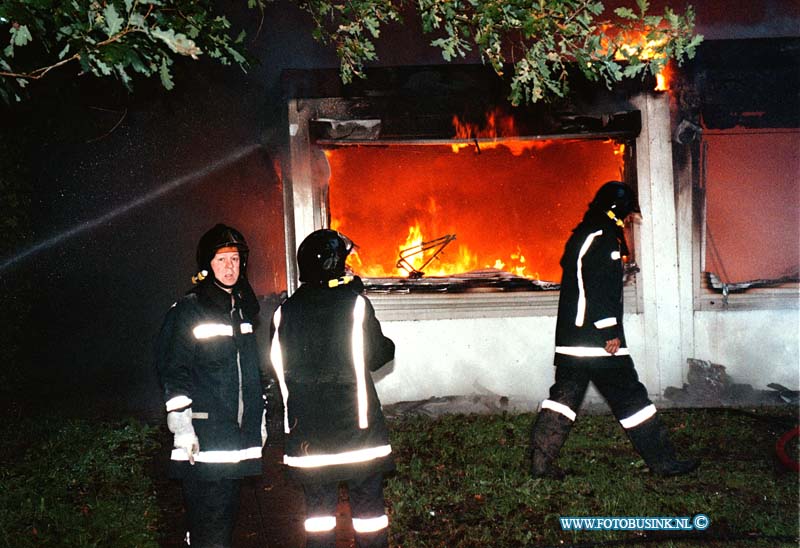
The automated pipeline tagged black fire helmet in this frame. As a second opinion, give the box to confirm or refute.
[196,223,250,277]
[588,181,640,220]
[297,229,354,283]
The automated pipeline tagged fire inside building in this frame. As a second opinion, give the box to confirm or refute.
[275,37,798,409]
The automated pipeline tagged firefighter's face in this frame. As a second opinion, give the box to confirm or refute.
[211,250,240,286]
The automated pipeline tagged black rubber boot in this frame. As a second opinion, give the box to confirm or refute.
[626,415,700,476]
[529,409,573,479]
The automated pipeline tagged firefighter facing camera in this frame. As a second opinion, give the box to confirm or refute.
[270,229,396,548]
[529,181,700,479]
[156,224,265,547]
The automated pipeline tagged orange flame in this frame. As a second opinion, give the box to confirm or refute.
[451,109,535,155]
[654,61,672,91]
[326,139,627,283]
[601,27,671,91]
[613,32,668,62]
[341,218,540,279]
[453,109,516,139]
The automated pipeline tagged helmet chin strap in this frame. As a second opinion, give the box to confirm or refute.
[214,278,237,291]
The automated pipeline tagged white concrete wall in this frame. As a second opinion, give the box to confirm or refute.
[374,315,554,407]
[693,309,800,390]
[374,312,650,407]
[373,304,800,408]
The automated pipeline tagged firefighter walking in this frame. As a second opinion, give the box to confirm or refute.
[269,229,396,548]
[530,181,700,478]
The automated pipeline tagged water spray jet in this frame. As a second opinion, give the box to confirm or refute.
[0,143,261,274]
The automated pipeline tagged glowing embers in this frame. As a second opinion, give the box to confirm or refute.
[326,139,626,289]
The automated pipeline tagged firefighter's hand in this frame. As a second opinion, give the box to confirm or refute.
[605,338,621,355]
[174,433,199,465]
[167,408,200,465]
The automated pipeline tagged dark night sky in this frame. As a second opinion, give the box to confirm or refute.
[0,1,797,420]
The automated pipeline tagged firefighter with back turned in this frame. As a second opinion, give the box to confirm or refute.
[269,229,396,548]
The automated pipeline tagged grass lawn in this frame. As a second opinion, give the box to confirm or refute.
[0,407,796,547]
[385,407,799,548]
[0,417,162,548]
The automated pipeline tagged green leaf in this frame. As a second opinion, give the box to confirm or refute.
[623,63,643,78]
[159,56,173,90]
[115,63,132,89]
[104,4,124,36]
[643,15,662,26]
[128,13,146,29]
[126,49,147,74]
[614,7,637,20]
[225,45,246,66]
[93,57,113,76]
[151,28,202,58]
[362,15,381,38]
[11,25,33,47]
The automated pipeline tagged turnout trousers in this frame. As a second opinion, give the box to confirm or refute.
[531,359,699,477]
[530,360,657,478]
[302,472,389,548]
[543,360,656,427]
[182,476,241,548]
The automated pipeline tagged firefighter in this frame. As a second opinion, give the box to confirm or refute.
[155,223,265,547]
[269,229,395,548]
[529,181,699,478]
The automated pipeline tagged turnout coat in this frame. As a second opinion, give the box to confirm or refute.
[156,280,265,480]
[554,211,633,368]
[269,278,395,484]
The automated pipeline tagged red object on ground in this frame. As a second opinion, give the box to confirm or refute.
[775,426,800,472]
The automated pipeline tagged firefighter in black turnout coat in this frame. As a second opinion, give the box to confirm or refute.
[156,224,265,547]
[529,182,699,478]
[269,229,395,548]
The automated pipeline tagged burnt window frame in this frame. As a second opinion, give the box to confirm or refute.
[691,129,800,312]
[283,92,645,321]
[678,38,800,312]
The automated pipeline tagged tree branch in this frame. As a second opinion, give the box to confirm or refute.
[0,27,141,82]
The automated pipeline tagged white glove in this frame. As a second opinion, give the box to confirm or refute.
[167,408,199,465]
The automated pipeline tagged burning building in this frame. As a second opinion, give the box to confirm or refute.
[273,38,798,409]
